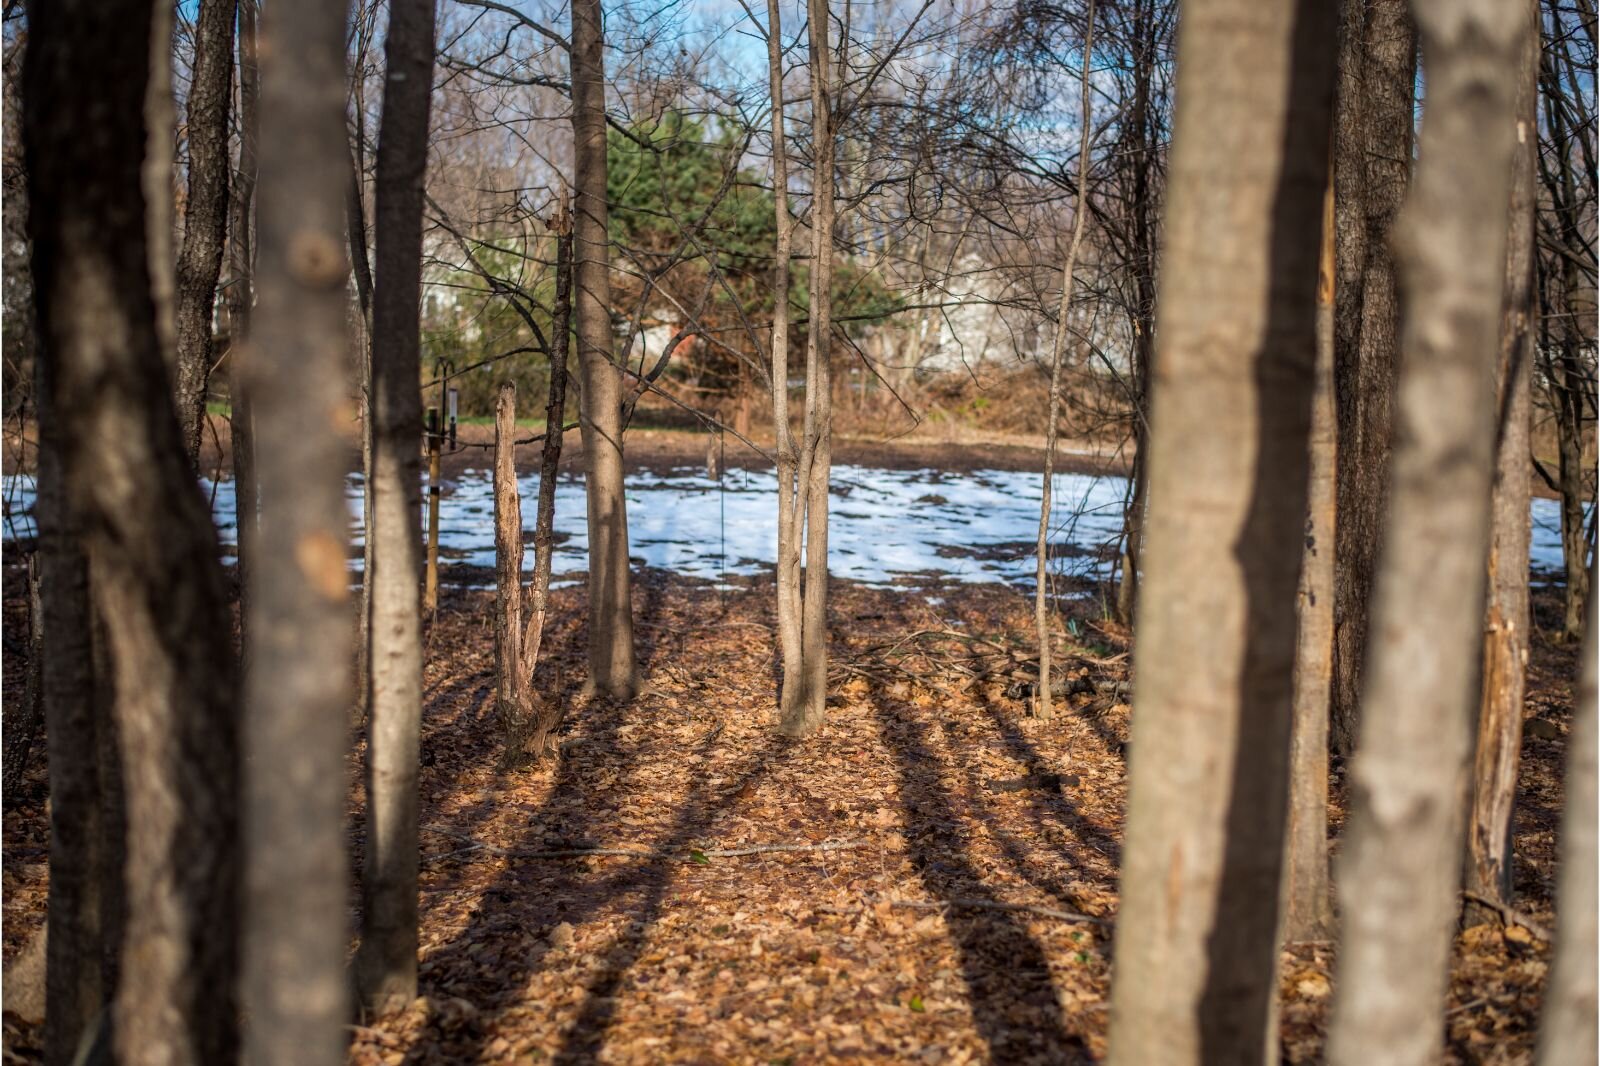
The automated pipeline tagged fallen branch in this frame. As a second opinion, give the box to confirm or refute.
[1461,891,1552,942]
[422,824,865,863]
[892,898,1112,926]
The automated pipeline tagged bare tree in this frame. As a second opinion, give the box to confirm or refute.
[1330,0,1416,757]
[1326,3,1528,1064]
[1466,0,1539,923]
[24,1,242,1062]
[571,0,639,699]
[226,0,260,622]
[1536,585,1597,1066]
[1033,0,1095,723]
[241,0,354,1060]
[1284,171,1337,943]
[356,0,435,1015]
[171,0,235,466]
[1105,0,1336,1062]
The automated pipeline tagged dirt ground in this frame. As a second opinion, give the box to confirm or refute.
[0,537,1582,1063]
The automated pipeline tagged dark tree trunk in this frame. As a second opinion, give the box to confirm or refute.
[1330,0,1417,757]
[227,0,259,636]
[356,0,434,1015]
[1105,0,1336,1060]
[24,3,242,1064]
[172,0,235,467]
[241,0,355,1061]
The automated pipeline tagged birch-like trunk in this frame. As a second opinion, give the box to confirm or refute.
[1284,172,1337,944]
[242,0,353,1058]
[571,0,639,699]
[1326,5,1527,1065]
[1105,2,1335,1062]
[1034,0,1096,722]
[25,3,243,1061]
[1466,0,1538,919]
[356,0,435,1015]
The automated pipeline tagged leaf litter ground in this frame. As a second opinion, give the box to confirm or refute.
[0,563,1582,1064]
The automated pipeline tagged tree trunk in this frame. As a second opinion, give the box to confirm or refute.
[25,3,243,1063]
[780,0,838,739]
[571,0,639,700]
[1329,0,1416,757]
[1326,5,1527,1065]
[1284,172,1337,945]
[349,134,376,721]
[1034,0,1096,723]
[1465,0,1539,921]
[240,1,354,1061]
[1536,583,1597,1065]
[356,0,434,1016]
[1105,1,1335,1062]
[34,377,109,1066]
[2,553,45,810]
[495,385,533,757]
[227,0,259,644]
[765,0,804,729]
[172,0,234,468]
[143,0,176,367]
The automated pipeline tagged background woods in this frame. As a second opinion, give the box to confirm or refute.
[0,0,1595,1064]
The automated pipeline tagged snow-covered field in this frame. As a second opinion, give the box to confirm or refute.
[0,467,1577,593]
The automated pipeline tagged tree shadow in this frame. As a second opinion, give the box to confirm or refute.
[865,680,1092,1063]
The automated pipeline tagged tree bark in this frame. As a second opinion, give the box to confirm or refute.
[779,0,838,739]
[1284,171,1337,945]
[571,0,639,699]
[172,0,234,468]
[227,0,259,640]
[1105,1,1335,1062]
[241,0,354,1061]
[25,2,243,1062]
[1326,4,1527,1065]
[1329,0,1416,757]
[33,376,110,1066]
[1536,583,1598,1066]
[356,0,434,1015]
[765,0,804,729]
[1034,0,1096,723]
[1465,0,1539,921]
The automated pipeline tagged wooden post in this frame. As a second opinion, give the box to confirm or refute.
[424,406,441,614]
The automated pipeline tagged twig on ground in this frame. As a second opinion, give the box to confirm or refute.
[892,898,1112,926]
[1462,891,1553,942]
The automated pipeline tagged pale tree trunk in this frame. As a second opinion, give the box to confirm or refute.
[1326,5,1527,1066]
[779,0,837,739]
[34,379,111,1066]
[227,0,260,633]
[241,0,353,1061]
[25,2,243,1063]
[764,0,803,729]
[1465,0,1538,922]
[349,137,376,719]
[172,0,234,468]
[1105,1,1335,1062]
[1329,0,1416,757]
[1536,585,1597,1066]
[570,0,639,699]
[1034,0,1096,722]
[1284,173,1337,944]
[356,0,434,1015]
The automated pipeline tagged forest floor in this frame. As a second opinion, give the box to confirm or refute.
[0,556,1582,1064]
